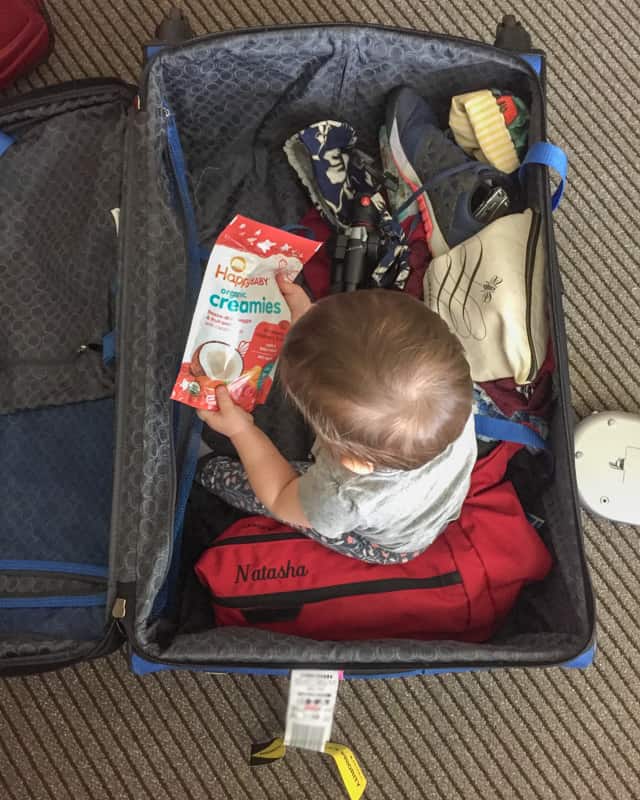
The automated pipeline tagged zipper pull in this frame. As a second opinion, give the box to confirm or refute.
[517,383,534,400]
[112,597,127,619]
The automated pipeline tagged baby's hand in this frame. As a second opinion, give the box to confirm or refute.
[276,272,312,324]
[197,386,254,440]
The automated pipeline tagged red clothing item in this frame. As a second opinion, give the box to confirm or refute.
[299,207,430,301]
[402,222,429,300]
[195,441,552,642]
[478,342,555,418]
[299,208,332,300]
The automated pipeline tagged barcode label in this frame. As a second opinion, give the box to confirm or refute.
[284,670,340,752]
[287,722,327,752]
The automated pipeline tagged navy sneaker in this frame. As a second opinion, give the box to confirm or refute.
[385,87,515,256]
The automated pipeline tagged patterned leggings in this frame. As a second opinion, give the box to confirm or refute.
[196,457,422,565]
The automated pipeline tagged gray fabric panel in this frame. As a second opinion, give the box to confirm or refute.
[0,637,94,662]
[144,625,584,668]
[109,106,186,597]
[0,91,128,412]
[0,573,105,597]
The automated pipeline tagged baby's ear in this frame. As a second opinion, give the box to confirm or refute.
[341,455,374,475]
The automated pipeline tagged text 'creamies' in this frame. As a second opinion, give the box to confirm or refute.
[171,215,321,413]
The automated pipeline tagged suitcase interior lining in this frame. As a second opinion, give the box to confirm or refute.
[0,95,126,414]
[115,28,592,667]
[0,89,129,663]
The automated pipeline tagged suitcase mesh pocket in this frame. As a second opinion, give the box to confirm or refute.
[0,560,108,641]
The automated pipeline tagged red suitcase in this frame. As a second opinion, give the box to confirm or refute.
[0,0,51,90]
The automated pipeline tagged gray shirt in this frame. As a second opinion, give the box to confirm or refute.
[298,413,477,554]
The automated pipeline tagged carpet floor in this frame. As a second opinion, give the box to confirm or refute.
[2,1,640,798]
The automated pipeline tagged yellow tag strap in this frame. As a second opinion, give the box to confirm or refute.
[249,737,286,766]
[324,742,368,800]
[249,738,367,799]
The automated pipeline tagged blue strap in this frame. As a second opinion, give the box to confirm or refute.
[154,413,203,616]
[0,594,107,609]
[102,330,116,366]
[144,45,164,60]
[519,141,568,211]
[474,414,548,449]
[520,53,543,75]
[0,132,15,157]
[0,560,108,578]
[199,244,211,263]
[396,161,494,220]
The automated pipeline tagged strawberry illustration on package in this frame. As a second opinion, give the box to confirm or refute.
[171,215,321,412]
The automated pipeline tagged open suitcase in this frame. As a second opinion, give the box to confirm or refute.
[0,17,595,678]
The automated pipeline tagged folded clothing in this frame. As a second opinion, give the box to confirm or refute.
[195,441,552,642]
[449,89,529,173]
[425,208,547,384]
[474,384,549,443]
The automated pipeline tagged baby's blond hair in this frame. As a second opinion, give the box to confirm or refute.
[278,290,472,470]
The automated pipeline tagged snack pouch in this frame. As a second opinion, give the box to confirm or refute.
[171,215,321,412]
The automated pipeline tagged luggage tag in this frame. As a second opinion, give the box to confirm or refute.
[249,670,367,800]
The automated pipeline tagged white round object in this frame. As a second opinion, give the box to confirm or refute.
[574,411,640,525]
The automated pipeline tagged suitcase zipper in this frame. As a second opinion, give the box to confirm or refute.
[213,571,462,608]
[524,209,542,383]
[0,560,108,578]
[137,24,542,109]
[0,79,134,116]
[0,594,107,609]
[0,561,108,606]
[210,532,309,547]
[149,105,204,607]
[112,597,127,619]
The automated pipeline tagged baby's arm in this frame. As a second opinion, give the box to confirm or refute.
[198,385,312,529]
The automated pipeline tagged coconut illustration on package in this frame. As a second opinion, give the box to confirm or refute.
[171,215,321,412]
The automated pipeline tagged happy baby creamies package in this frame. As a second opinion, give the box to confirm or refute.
[171,216,321,412]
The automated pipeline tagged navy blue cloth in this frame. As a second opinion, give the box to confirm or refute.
[296,121,374,225]
[0,606,106,641]
[284,120,410,290]
[0,400,114,564]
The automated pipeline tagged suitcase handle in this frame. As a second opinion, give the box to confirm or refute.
[494,14,532,50]
[144,6,193,62]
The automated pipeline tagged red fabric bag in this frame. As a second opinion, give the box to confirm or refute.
[195,442,552,642]
[0,0,50,90]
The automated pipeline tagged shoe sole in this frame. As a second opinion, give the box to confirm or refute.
[387,117,451,258]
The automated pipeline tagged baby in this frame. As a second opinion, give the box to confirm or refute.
[197,277,477,564]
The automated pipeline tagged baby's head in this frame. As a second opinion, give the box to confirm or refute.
[278,290,472,473]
